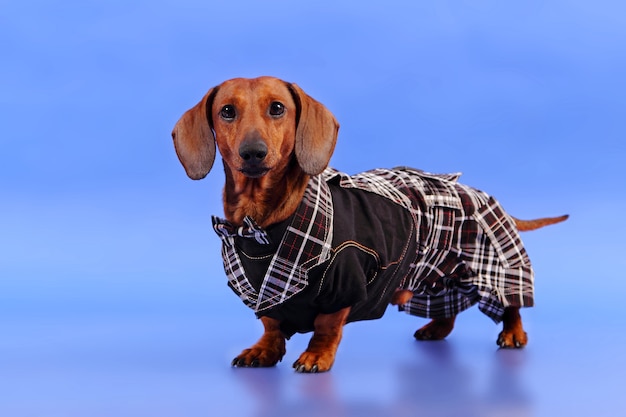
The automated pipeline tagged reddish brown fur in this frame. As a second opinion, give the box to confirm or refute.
[514,215,569,232]
[414,317,456,340]
[498,307,528,348]
[172,76,567,371]
[390,288,414,306]
[232,316,286,367]
[211,78,310,228]
[292,307,351,372]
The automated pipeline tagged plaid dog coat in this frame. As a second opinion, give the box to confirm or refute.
[213,167,534,337]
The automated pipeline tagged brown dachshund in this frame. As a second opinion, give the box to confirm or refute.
[172,76,567,372]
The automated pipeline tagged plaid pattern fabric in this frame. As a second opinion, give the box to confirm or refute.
[212,174,333,313]
[324,167,534,322]
[213,166,534,323]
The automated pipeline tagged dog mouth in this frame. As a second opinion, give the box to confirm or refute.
[239,167,271,178]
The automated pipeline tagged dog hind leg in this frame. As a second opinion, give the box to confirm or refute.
[497,307,528,348]
[390,288,414,306]
[414,317,456,341]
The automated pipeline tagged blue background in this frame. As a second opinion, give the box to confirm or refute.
[1,1,625,416]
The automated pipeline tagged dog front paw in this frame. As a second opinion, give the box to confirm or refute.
[292,351,335,373]
[497,329,528,349]
[232,318,286,368]
[232,344,285,368]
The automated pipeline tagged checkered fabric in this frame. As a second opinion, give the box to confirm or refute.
[212,173,333,313]
[213,166,534,323]
[324,167,534,322]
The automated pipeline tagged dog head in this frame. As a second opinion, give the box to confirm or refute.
[172,76,339,180]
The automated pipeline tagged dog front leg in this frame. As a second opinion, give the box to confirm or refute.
[232,316,286,367]
[293,307,351,373]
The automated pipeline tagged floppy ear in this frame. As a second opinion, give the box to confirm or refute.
[288,83,339,175]
[171,88,217,180]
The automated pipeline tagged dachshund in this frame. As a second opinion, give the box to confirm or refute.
[172,76,567,373]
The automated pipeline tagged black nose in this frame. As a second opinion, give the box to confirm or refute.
[239,140,268,164]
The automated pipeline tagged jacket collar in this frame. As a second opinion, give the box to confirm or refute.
[212,171,334,313]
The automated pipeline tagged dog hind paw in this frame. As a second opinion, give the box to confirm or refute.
[497,329,528,349]
[414,318,455,341]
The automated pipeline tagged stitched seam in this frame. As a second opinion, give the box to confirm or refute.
[237,249,274,261]
[317,241,381,295]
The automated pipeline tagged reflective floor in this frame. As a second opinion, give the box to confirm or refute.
[3,309,624,416]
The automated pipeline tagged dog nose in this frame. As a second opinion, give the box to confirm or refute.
[239,140,268,163]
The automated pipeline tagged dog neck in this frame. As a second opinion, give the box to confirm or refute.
[222,158,310,229]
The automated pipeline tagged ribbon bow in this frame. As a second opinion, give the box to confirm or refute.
[212,215,270,245]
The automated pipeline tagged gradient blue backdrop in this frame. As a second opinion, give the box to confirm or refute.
[2,1,625,416]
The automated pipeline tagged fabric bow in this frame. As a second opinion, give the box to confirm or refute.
[211,215,270,245]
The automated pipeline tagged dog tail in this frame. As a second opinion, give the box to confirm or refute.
[513,214,569,232]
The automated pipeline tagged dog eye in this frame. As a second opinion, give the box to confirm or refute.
[220,105,236,120]
[269,101,285,117]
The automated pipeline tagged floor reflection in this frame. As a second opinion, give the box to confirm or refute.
[231,340,533,417]
[231,367,364,417]
[393,341,474,416]
[483,349,533,417]
[395,342,532,416]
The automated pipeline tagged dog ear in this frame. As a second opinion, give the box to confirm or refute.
[172,88,217,180]
[288,83,339,176]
